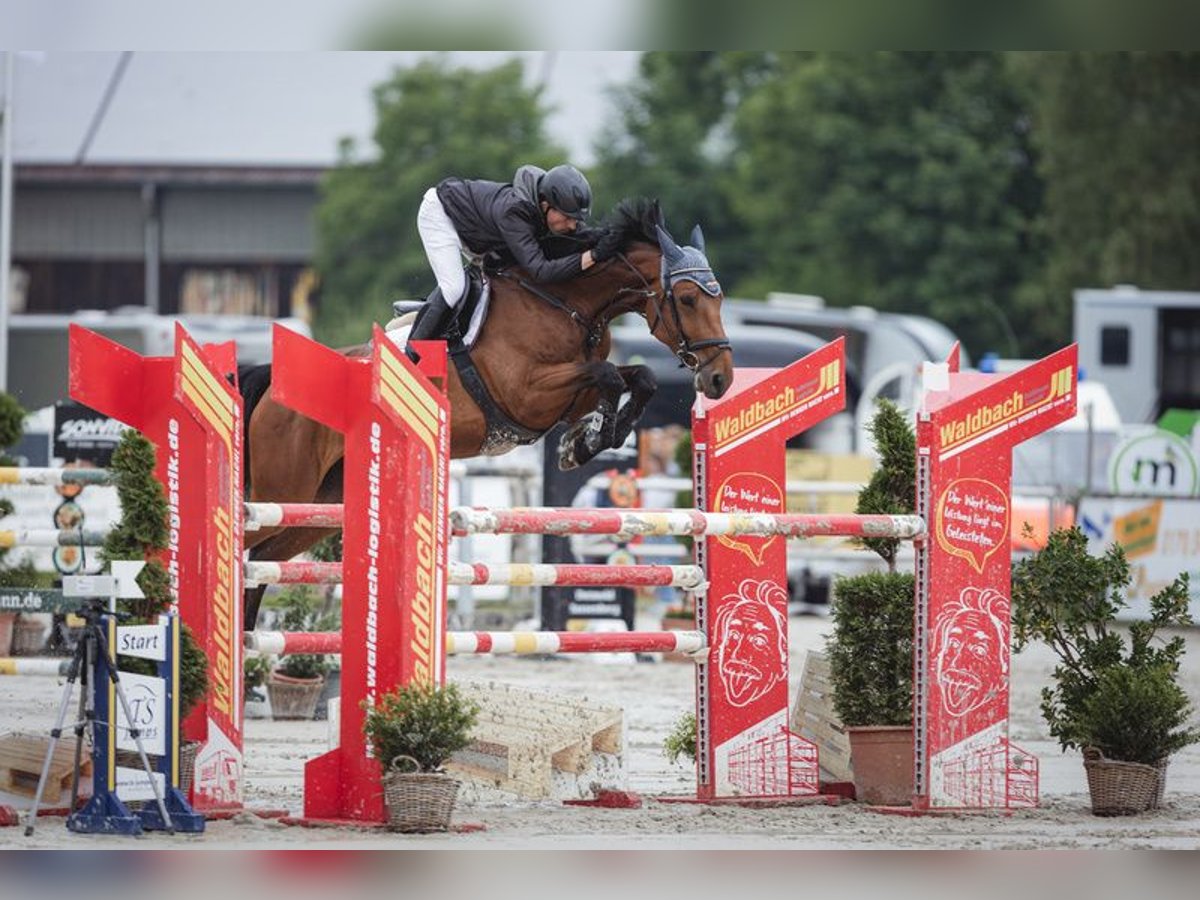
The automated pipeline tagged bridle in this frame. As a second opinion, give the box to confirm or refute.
[496,240,732,374]
[615,251,732,374]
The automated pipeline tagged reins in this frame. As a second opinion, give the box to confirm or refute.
[496,248,730,373]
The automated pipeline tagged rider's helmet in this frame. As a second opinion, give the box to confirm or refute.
[538,165,592,222]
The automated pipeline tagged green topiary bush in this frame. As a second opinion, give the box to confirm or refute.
[827,571,916,727]
[362,681,480,774]
[826,399,917,727]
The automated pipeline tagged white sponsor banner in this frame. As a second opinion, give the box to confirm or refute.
[115,765,167,802]
[1078,496,1200,621]
[1106,430,1199,497]
[116,623,167,661]
[115,670,167,756]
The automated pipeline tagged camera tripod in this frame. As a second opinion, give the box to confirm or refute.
[24,596,175,837]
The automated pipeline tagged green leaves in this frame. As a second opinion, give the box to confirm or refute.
[274,585,337,681]
[314,57,565,349]
[827,571,916,727]
[362,681,480,774]
[1012,525,1197,760]
[663,711,697,765]
[856,398,917,570]
[827,399,918,727]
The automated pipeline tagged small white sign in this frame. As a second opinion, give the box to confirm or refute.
[115,670,166,756]
[114,765,166,802]
[62,575,116,597]
[116,623,166,662]
[110,560,147,599]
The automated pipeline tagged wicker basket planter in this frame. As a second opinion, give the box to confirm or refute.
[267,672,325,721]
[1083,747,1163,816]
[179,739,201,798]
[382,755,460,833]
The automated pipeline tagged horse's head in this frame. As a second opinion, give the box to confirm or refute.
[648,223,733,400]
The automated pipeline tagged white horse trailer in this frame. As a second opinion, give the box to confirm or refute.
[1075,286,1200,425]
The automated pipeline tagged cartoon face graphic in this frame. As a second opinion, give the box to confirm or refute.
[714,579,788,708]
[933,587,1010,717]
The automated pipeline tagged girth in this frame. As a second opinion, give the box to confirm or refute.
[447,339,545,456]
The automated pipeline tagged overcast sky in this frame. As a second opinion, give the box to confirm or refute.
[5,51,643,168]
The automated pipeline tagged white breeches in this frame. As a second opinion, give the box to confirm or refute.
[417,188,468,308]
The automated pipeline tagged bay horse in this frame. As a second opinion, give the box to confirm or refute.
[239,199,734,628]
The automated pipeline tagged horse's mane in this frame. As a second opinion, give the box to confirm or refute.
[601,198,665,249]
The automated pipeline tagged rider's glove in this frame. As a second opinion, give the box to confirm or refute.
[590,230,623,264]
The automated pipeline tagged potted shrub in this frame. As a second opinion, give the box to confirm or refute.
[362,680,480,832]
[267,585,333,720]
[825,399,916,806]
[1012,525,1199,815]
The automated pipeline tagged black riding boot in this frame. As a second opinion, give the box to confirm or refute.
[408,291,456,343]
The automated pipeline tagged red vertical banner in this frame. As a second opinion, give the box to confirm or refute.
[270,325,449,825]
[915,345,1077,810]
[692,339,845,799]
[69,324,245,811]
[172,325,244,810]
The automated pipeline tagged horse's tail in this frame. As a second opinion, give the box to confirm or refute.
[238,363,273,494]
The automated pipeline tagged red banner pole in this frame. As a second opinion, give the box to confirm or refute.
[269,325,450,826]
[692,339,846,800]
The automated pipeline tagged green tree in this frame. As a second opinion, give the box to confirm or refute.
[591,51,775,288]
[314,57,565,347]
[729,52,1042,359]
[1016,52,1200,354]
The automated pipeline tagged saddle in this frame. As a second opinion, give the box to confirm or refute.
[392,267,544,455]
[392,266,487,344]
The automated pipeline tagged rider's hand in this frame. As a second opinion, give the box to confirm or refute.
[590,229,623,263]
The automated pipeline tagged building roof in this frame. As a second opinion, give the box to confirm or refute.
[16,163,327,188]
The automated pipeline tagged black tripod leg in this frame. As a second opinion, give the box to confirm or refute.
[23,632,88,836]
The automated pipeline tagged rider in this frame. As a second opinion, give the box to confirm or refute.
[408,163,623,342]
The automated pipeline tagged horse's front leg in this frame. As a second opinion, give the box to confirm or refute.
[610,364,657,450]
[557,361,627,470]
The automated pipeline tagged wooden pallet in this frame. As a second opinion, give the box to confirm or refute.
[789,651,853,783]
[447,681,624,799]
[0,732,92,798]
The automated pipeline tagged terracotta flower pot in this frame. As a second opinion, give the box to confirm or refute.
[846,724,914,806]
[267,671,325,720]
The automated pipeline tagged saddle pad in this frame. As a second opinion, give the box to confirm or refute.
[385,280,491,350]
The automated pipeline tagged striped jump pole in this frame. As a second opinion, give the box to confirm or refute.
[246,629,707,657]
[0,528,111,548]
[451,507,926,541]
[243,559,706,589]
[0,657,72,677]
[243,502,344,532]
[0,467,113,487]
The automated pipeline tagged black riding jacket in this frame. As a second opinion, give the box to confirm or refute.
[435,165,586,282]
